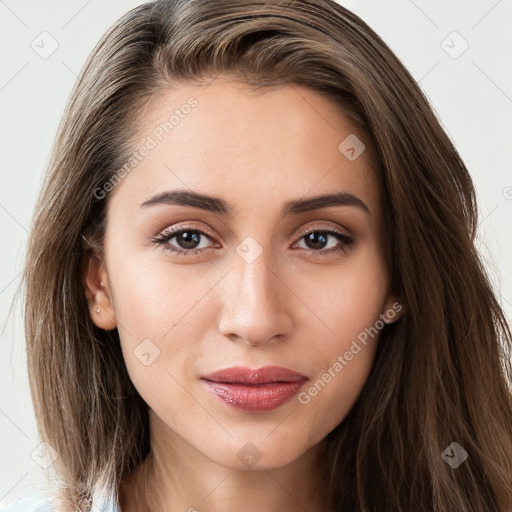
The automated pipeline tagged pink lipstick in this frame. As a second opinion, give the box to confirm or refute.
[202,366,308,413]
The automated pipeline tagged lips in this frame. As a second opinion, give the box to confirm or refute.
[201,366,308,413]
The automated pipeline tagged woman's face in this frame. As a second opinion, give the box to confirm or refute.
[85,78,399,470]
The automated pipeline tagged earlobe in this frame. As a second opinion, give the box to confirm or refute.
[82,249,117,331]
[382,297,404,324]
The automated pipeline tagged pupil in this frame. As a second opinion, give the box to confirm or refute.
[306,232,327,250]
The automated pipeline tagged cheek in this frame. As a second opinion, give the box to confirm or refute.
[294,246,388,431]
[105,249,212,377]
[303,242,388,350]
[107,246,217,337]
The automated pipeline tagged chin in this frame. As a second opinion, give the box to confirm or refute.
[200,429,319,471]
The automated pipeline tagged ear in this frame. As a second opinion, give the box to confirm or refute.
[381,295,404,324]
[82,244,117,331]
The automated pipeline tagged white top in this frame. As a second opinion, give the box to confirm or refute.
[0,494,120,512]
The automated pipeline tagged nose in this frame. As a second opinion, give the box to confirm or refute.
[218,248,293,347]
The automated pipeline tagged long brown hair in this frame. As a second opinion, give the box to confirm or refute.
[20,0,512,510]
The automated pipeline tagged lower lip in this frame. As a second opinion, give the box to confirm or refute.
[202,380,305,413]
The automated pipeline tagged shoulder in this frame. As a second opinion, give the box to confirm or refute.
[0,496,54,511]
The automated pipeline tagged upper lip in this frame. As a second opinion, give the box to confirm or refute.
[202,366,308,385]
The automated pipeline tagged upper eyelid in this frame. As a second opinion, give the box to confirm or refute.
[293,224,350,239]
[159,224,218,243]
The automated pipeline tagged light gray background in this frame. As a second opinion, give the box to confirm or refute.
[1,0,511,505]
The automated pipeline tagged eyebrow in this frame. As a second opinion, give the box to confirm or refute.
[140,189,370,216]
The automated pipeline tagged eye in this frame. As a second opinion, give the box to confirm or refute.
[151,227,217,255]
[292,228,354,256]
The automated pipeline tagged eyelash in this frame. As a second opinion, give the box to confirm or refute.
[151,225,354,258]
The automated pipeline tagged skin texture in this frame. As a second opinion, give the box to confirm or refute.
[83,78,401,512]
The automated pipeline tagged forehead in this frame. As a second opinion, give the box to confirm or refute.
[109,79,380,217]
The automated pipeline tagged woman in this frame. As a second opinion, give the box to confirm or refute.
[6,0,512,510]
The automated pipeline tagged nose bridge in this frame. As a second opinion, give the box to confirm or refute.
[235,245,277,304]
[218,238,292,345]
